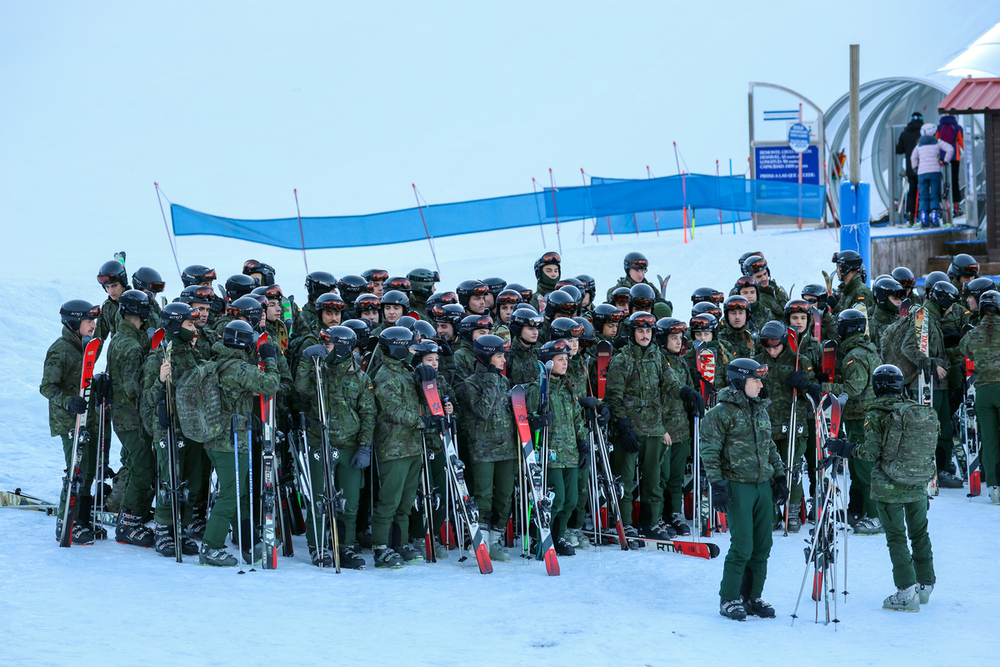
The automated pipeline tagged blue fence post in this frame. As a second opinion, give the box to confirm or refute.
[839,181,871,283]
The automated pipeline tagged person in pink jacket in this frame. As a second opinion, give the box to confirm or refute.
[911,123,954,228]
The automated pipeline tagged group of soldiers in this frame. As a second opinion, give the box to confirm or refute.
[40,245,999,618]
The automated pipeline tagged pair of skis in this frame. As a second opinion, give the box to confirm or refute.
[913,306,937,497]
[58,336,101,547]
[257,334,281,569]
[962,356,982,497]
[311,355,343,572]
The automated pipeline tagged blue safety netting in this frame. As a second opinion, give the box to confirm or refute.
[170,174,826,250]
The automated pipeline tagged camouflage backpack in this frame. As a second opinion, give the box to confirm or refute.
[880,312,918,385]
[878,400,938,486]
[173,361,227,442]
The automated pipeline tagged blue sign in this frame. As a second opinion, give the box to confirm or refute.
[788,123,810,153]
[754,145,820,184]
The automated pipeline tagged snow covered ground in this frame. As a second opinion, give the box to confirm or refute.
[4,222,999,666]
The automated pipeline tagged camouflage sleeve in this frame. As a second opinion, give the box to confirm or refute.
[468,373,513,421]
[604,355,629,420]
[698,406,728,483]
[767,434,784,478]
[658,358,682,433]
[140,351,165,416]
[375,373,422,430]
[900,322,921,368]
[118,343,147,403]
[853,408,885,463]
[356,373,376,448]
[232,357,280,396]
[39,343,73,411]
[828,349,870,399]
[293,357,315,397]
[959,331,975,361]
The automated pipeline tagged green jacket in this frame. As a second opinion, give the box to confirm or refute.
[662,350,692,440]
[546,372,588,468]
[451,344,476,384]
[959,314,1000,387]
[834,273,874,318]
[298,300,321,337]
[106,316,150,434]
[456,366,520,463]
[567,354,589,399]
[869,302,898,352]
[95,296,120,341]
[855,395,935,503]
[823,332,880,421]
[604,341,679,437]
[139,331,207,442]
[207,344,280,453]
[506,336,540,387]
[718,321,756,359]
[372,357,424,463]
[39,327,99,437]
[753,344,817,439]
[699,387,784,484]
[757,281,789,324]
[294,351,375,451]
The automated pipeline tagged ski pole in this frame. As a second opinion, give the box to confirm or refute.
[233,415,245,574]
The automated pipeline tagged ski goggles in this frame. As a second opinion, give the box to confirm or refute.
[539,251,561,266]
[437,291,459,306]
[629,312,657,329]
[561,322,586,338]
[468,315,495,330]
[144,280,166,293]
[367,269,389,283]
[465,283,490,297]
[513,287,534,302]
[630,296,655,311]
[603,309,626,323]
[734,276,759,292]
[243,259,274,275]
[610,291,631,306]
[318,296,347,311]
[262,284,283,300]
[74,305,102,319]
[496,292,523,306]
[895,276,915,290]
[626,258,649,271]
[551,299,578,314]
[724,297,750,311]
[657,320,688,335]
[386,277,411,292]
[187,286,215,303]
[759,338,784,349]
[354,296,380,312]
[97,273,123,286]
[751,364,769,378]
[689,314,717,331]
[785,300,811,315]
[956,263,980,277]
[744,257,768,274]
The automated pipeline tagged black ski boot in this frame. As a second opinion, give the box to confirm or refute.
[308,545,334,567]
[55,519,95,545]
[554,537,576,556]
[720,598,747,621]
[199,544,238,567]
[184,503,207,540]
[79,496,107,540]
[154,523,177,557]
[668,513,691,537]
[339,544,367,569]
[742,597,776,618]
[115,507,155,548]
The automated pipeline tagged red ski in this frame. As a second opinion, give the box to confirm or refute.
[59,336,101,547]
[511,385,559,576]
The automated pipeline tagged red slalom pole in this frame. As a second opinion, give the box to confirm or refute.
[293,189,309,274]
[412,184,441,276]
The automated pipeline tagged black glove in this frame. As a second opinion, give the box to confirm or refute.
[421,415,445,433]
[942,328,962,348]
[437,340,453,357]
[785,371,811,393]
[350,445,372,469]
[578,396,598,420]
[815,371,830,384]
[257,342,277,360]
[711,480,730,514]
[680,385,706,418]
[157,399,170,428]
[577,440,589,468]
[804,383,822,407]
[616,417,641,453]
[818,453,844,473]
[414,365,437,383]
[773,475,789,502]
[69,396,88,414]
[597,404,610,428]
[826,293,839,311]
[528,412,553,431]
[825,437,854,458]
[302,345,327,362]
[91,373,112,404]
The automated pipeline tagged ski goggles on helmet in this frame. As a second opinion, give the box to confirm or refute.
[437,291,459,305]
[724,296,750,311]
[513,287,533,302]
[759,338,784,349]
[744,257,768,274]
[610,291,631,306]
[97,273,123,286]
[895,276,915,290]
[318,296,347,311]
[243,259,273,275]
[626,258,648,271]
[551,299,578,314]
[262,284,283,301]
[630,296,655,311]
[81,304,102,319]
[368,269,389,283]
[465,283,490,297]
[785,300,811,315]
[144,280,166,293]
[752,364,769,378]
[956,262,981,277]
[468,315,494,330]
[629,312,657,329]
[734,276,759,292]
[539,251,561,266]
[386,277,411,292]
[604,309,626,323]
[354,296,380,312]
[496,292,522,306]
[187,286,215,303]
[658,320,688,335]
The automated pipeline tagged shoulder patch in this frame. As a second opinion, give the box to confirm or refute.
[846,360,854,365]
[856,296,864,301]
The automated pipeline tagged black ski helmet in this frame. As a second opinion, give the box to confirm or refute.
[427,291,459,309]
[873,277,905,308]
[734,276,760,298]
[380,290,411,311]
[801,283,828,302]
[549,317,584,341]
[353,293,381,314]
[509,307,543,341]
[537,339,571,364]
[411,338,441,364]
[378,326,414,360]
[495,289,524,310]
[628,283,656,312]
[533,251,561,281]
[338,275,372,305]
[412,319,438,341]
[506,283,533,304]
[978,290,1000,315]
[741,254,768,278]
[305,271,337,301]
[574,274,596,303]
[324,325,357,362]
[689,313,719,337]
[836,308,867,339]
[609,286,632,308]
[557,284,583,307]
[60,299,100,331]
[692,301,723,321]
[924,271,950,294]
[592,303,625,328]
[225,274,256,302]
[385,276,412,295]
[97,259,128,288]
[738,251,763,268]
[395,316,417,332]
[181,264,217,288]
[459,314,494,343]
[692,287,725,305]
[118,289,151,321]
[544,290,577,319]
[407,268,440,297]
[223,320,255,350]
[573,316,596,345]
[872,364,905,397]
[362,268,389,285]
[179,284,214,306]
[242,259,275,286]
[456,279,489,309]
[341,318,372,351]
[430,303,466,327]
[623,251,648,273]
[891,267,916,292]
[131,267,165,294]
[473,334,509,366]
[654,317,687,349]
[483,277,507,297]
[227,296,263,324]
[927,280,960,310]
[964,277,998,306]
[723,295,750,317]
[316,293,347,319]
[161,302,195,336]
[833,250,863,275]
[627,311,656,341]
[783,299,812,327]
[947,254,980,281]
[758,320,789,348]
[727,358,768,391]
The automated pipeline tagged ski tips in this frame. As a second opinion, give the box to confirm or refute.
[543,550,561,576]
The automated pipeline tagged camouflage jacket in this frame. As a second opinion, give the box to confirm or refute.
[567,354,589,399]
[718,321,757,359]
[438,338,461,389]
[824,332,880,422]
[451,344,476,384]
[95,296,119,341]
[834,273,874,318]
[106,316,150,434]
[298,300,321,337]
[901,301,950,380]
[456,366,520,463]
[372,357,424,463]
[662,350,693,441]
[205,344,280,453]
[39,327,99,437]
[869,303,898,352]
[139,330,207,442]
[959,314,1000,387]
[817,307,839,345]
[699,387,784,484]
[506,336,540,387]
[794,330,824,372]
[757,281,789,324]
[410,294,430,322]
[193,324,217,360]
[606,274,662,301]
[855,395,936,503]
[753,344,816,441]
[294,351,375,452]
[604,341,679,437]
[546,372,588,469]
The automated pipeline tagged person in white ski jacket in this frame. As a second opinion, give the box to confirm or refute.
[910,123,954,227]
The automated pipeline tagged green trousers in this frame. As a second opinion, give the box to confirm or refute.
[570,459,591,530]
[974,383,1000,487]
[719,481,773,601]
[304,444,365,548]
[877,499,936,589]
[116,429,155,515]
[372,455,421,547]
[612,435,666,525]
[58,433,96,519]
[844,418,879,519]
[471,459,517,528]
[153,436,203,527]
[203,448,249,549]
[662,438,691,520]
[549,466,579,540]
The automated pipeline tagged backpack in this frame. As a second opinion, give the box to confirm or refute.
[878,401,938,485]
[937,122,958,146]
[880,313,918,385]
[173,361,227,442]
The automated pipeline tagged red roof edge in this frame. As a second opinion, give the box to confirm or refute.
[939,77,1000,114]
